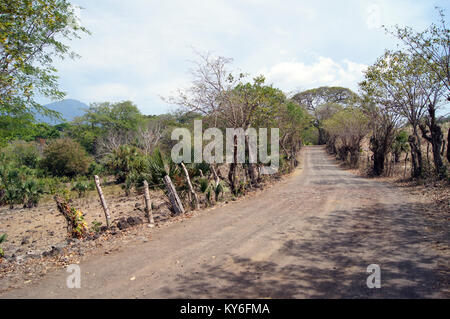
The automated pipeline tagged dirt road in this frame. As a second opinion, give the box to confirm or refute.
[1,146,448,298]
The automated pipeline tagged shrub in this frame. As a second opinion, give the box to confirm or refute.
[0,233,6,258]
[2,141,41,169]
[0,165,44,208]
[88,162,104,177]
[40,138,91,177]
[40,177,66,195]
[147,148,180,186]
[105,145,146,183]
[90,220,102,233]
[72,179,95,198]
[197,178,210,193]
[22,178,45,208]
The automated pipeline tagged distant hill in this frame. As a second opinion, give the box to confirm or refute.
[37,99,89,124]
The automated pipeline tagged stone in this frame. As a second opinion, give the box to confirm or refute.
[117,216,143,230]
[116,218,129,230]
[127,216,143,226]
[21,237,30,245]
[42,246,63,257]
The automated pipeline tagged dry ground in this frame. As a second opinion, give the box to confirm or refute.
[0,146,448,298]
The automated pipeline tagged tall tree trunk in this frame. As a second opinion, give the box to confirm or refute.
[447,128,450,163]
[318,127,326,145]
[245,135,258,186]
[370,136,386,176]
[373,151,385,176]
[420,107,446,178]
[408,135,421,178]
[349,146,360,168]
[404,153,409,179]
[228,135,238,195]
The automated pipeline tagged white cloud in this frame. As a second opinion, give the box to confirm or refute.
[258,57,368,92]
[82,83,137,103]
[49,0,448,115]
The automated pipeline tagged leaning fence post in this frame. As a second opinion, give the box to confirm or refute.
[143,180,155,225]
[163,175,185,215]
[180,162,200,210]
[94,175,111,228]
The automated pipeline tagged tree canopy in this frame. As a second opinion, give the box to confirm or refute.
[0,0,88,119]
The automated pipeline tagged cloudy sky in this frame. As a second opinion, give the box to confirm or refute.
[49,0,450,115]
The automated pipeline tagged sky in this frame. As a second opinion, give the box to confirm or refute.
[47,0,450,115]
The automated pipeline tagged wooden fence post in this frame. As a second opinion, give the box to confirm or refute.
[211,165,220,187]
[180,162,200,210]
[143,180,155,225]
[163,175,185,215]
[94,175,111,228]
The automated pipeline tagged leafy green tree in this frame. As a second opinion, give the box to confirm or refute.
[292,87,359,144]
[74,101,143,133]
[277,100,313,170]
[362,50,446,178]
[323,108,369,167]
[0,0,88,119]
[69,101,144,155]
[389,8,449,100]
[40,138,91,177]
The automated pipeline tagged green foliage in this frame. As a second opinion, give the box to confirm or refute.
[40,138,91,177]
[105,145,146,183]
[2,141,41,169]
[54,195,89,238]
[121,174,135,196]
[71,179,94,198]
[90,220,102,233]
[198,178,210,193]
[389,8,450,99]
[392,130,410,161]
[147,148,180,186]
[40,176,66,195]
[206,187,212,204]
[70,101,144,154]
[87,162,104,177]
[323,108,369,166]
[193,162,211,178]
[214,181,224,201]
[0,0,89,120]
[0,233,7,258]
[0,164,44,208]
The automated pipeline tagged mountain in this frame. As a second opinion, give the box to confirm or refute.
[38,99,89,124]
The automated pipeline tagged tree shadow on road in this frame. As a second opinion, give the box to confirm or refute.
[167,201,449,299]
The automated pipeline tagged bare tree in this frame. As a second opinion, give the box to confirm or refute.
[95,130,133,158]
[136,121,163,155]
